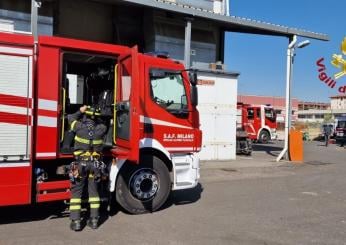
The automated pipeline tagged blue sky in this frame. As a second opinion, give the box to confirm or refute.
[224,0,344,102]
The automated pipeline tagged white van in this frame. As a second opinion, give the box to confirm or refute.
[335,117,346,143]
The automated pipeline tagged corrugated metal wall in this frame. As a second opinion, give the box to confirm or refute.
[197,71,238,160]
[145,10,220,69]
[0,54,32,161]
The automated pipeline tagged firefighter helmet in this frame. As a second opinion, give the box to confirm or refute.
[85,106,101,117]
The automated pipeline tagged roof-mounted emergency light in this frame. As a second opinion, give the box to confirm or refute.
[145,51,170,59]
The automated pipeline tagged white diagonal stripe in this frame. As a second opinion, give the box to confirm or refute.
[0,162,30,167]
[36,152,56,157]
[0,104,32,115]
[0,46,33,55]
[166,147,194,151]
[38,99,57,111]
[38,116,57,127]
[140,116,193,129]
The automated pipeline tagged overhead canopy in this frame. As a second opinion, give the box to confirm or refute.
[107,0,329,41]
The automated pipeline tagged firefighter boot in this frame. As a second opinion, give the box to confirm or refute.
[87,218,99,229]
[70,220,82,232]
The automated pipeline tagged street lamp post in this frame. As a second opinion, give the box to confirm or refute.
[31,0,42,41]
[277,35,310,162]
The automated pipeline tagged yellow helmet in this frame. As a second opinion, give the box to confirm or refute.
[85,106,101,117]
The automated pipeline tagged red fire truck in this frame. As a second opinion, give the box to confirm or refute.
[0,32,201,214]
[237,103,277,144]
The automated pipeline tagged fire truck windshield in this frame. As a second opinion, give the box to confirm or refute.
[265,108,276,121]
[150,69,188,117]
[337,120,346,128]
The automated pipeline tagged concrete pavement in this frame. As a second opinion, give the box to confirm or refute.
[0,141,345,245]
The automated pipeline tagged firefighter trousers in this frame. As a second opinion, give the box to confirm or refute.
[69,171,100,221]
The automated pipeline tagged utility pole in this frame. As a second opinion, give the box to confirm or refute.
[184,18,193,69]
[277,35,310,162]
[277,36,296,162]
[31,0,42,41]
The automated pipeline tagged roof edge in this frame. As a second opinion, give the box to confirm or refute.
[115,0,329,41]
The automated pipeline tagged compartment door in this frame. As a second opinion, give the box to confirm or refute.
[35,40,59,159]
[0,45,33,205]
[111,46,140,163]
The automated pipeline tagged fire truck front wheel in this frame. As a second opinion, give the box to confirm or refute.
[116,155,171,214]
[259,130,270,144]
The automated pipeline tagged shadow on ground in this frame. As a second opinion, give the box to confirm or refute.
[0,202,68,225]
[160,183,203,211]
[305,161,335,166]
[0,184,203,225]
[0,198,118,226]
[251,142,283,157]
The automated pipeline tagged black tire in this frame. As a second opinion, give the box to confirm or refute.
[245,150,252,156]
[116,154,171,214]
[258,130,270,144]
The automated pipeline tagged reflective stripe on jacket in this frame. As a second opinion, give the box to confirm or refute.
[68,111,107,152]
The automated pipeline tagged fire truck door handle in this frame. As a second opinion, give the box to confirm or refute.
[117,113,127,126]
[116,103,129,112]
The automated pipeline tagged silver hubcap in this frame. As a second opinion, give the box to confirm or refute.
[130,168,159,200]
[261,133,268,142]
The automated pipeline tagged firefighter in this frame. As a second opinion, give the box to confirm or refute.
[68,105,107,231]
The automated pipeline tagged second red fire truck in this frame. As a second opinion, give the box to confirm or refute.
[237,103,277,144]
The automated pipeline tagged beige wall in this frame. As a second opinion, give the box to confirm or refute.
[331,97,346,110]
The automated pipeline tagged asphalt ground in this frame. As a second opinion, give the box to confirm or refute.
[0,141,345,245]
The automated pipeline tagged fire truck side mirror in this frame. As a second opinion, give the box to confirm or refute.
[189,71,198,86]
[191,85,198,107]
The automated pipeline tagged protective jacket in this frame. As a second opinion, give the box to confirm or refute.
[68,109,107,222]
[68,111,107,153]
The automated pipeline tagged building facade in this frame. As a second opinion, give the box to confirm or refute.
[0,0,230,70]
[331,95,346,110]
[297,101,330,123]
[298,101,329,111]
[297,96,346,123]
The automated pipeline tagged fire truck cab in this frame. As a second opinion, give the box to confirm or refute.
[237,103,277,143]
[0,32,201,214]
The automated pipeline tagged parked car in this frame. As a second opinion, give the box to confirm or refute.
[335,117,346,145]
